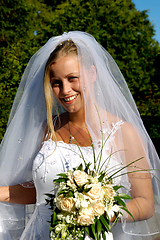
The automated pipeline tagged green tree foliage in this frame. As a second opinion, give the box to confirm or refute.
[50,0,160,116]
[0,0,55,140]
[0,0,160,142]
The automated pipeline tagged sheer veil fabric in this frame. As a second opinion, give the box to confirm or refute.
[0,31,160,239]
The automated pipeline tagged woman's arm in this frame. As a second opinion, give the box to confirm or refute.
[126,173,154,222]
[120,122,155,222]
[0,184,36,204]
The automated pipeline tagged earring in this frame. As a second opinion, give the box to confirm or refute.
[83,85,86,90]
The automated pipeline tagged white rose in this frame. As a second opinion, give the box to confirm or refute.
[87,183,104,200]
[77,208,94,226]
[103,185,115,201]
[92,201,105,216]
[56,195,75,212]
[72,170,89,186]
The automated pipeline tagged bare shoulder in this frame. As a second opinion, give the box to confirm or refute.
[120,121,146,158]
[106,112,120,124]
[106,112,142,148]
[121,121,140,140]
[42,113,69,142]
[106,112,124,128]
[54,112,69,130]
[106,112,139,139]
[54,112,70,142]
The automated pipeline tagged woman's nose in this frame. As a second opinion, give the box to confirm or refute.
[62,81,72,94]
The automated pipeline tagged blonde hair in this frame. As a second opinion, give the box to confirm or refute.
[44,40,77,141]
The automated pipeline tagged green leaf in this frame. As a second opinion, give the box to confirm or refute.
[73,177,80,188]
[68,191,74,197]
[114,196,126,207]
[118,193,132,200]
[84,226,89,236]
[98,172,105,182]
[79,237,84,240]
[45,193,55,198]
[77,163,83,171]
[121,207,134,221]
[99,215,110,232]
[91,223,96,239]
[57,189,68,195]
[83,187,92,193]
[84,162,92,173]
[102,230,106,240]
[113,185,124,191]
[52,211,57,224]
[85,226,95,239]
[96,219,102,239]
[54,178,66,183]
[57,173,68,178]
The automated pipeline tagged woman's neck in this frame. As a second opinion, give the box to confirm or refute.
[68,108,86,128]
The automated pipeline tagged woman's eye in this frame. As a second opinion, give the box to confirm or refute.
[69,76,78,81]
[51,80,61,87]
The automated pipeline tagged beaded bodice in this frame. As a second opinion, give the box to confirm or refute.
[32,121,130,204]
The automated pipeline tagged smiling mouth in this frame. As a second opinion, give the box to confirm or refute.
[63,94,78,102]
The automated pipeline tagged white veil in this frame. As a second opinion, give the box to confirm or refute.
[0,31,160,239]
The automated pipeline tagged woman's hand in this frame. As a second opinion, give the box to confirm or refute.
[0,184,36,204]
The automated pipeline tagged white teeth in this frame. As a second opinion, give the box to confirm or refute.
[64,95,78,102]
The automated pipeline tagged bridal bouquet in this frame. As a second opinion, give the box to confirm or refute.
[46,120,136,240]
[46,165,132,240]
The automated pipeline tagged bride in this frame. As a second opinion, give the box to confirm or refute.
[0,31,160,240]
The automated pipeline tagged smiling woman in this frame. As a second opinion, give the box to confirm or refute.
[0,31,160,240]
[50,56,83,113]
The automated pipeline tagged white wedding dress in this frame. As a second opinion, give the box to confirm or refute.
[19,139,154,240]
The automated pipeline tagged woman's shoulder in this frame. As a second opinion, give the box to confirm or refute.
[106,112,139,140]
[106,112,122,127]
[42,112,69,142]
[119,120,143,152]
[53,112,70,142]
[53,112,69,129]
[121,121,139,138]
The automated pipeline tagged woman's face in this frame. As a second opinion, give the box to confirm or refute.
[50,55,84,113]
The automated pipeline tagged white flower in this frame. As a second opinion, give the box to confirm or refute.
[72,170,89,186]
[92,201,105,216]
[50,231,56,240]
[74,192,89,209]
[55,223,67,236]
[91,176,99,184]
[66,215,71,223]
[103,184,116,201]
[77,207,94,226]
[67,179,77,190]
[105,204,120,220]
[81,200,89,208]
[56,195,75,212]
[65,214,76,224]
[59,182,66,188]
[86,183,104,200]
[57,213,65,220]
[112,204,120,213]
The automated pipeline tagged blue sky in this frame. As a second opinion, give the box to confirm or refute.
[132,0,160,43]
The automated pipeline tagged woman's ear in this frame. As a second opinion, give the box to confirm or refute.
[90,65,97,82]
